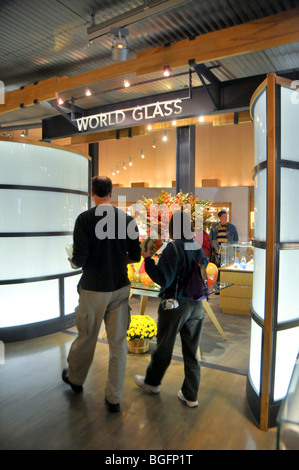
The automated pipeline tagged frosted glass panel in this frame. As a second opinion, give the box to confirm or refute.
[0,190,88,232]
[0,141,89,191]
[253,89,267,165]
[274,327,299,401]
[64,274,81,315]
[280,168,299,242]
[277,250,299,323]
[254,169,267,241]
[0,280,60,327]
[281,87,299,162]
[0,236,74,280]
[252,247,266,320]
[248,319,262,395]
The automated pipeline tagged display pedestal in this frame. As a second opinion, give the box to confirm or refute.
[219,268,252,316]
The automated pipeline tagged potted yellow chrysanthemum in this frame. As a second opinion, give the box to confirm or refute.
[127,315,157,353]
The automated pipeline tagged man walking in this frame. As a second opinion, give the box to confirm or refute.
[62,176,141,412]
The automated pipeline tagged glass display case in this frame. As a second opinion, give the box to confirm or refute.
[220,242,254,271]
[219,242,254,316]
[277,353,299,450]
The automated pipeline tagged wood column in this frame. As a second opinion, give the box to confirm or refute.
[260,73,277,432]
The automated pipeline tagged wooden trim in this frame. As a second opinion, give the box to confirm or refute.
[249,79,267,120]
[275,76,295,89]
[1,8,299,115]
[260,72,277,432]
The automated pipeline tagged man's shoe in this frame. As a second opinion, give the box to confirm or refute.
[105,397,120,413]
[62,369,83,393]
[177,390,198,408]
[134,375,160,394]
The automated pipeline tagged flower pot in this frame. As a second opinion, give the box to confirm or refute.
[128,338,150,354]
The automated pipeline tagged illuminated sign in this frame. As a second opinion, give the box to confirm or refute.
[75,99,183,132]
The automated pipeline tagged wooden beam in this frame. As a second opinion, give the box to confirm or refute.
[0,8,298,115]
[1,77,65,114]
[136,8,299,75]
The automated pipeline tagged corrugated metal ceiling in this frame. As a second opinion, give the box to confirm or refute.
[0,0,299,127]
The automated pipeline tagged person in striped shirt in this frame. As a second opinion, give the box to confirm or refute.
[209,210,238,246]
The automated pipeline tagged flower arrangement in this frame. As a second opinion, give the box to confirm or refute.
[136,190,213,237]
[127,315,157,341]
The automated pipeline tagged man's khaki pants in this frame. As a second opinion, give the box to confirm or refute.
[67,285,131,404]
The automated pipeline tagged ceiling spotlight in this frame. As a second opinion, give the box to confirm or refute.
[124,79,130,88]
[163,65,171,77]
[141,149,145,159]
[123,162,127,170]
[162,131,168,142]
[152,139,156,149]
[111,27,129,61]
[172,120,177,126]
[111,169,115,176]
[85,88,92,96]
[198,115,205,122]
[57,97,64,105]
[129,157,133,166]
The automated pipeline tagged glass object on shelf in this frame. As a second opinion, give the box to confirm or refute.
[253,89,267,166]
[220,242,254,271]
[277,352,299,450]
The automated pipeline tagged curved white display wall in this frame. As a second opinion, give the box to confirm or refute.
[0,138,90,341]
[248,78,299,428]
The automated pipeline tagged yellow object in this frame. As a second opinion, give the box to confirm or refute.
[141,273,154,286]
[132,272,141,283]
